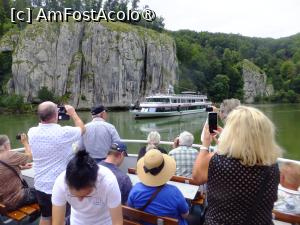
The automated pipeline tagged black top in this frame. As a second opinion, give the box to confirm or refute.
[204,154,279,225]
[137,146,167,161]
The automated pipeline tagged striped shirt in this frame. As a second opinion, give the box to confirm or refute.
[168,146,199,178]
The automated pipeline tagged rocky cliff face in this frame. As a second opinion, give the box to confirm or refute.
[242,59,273,103]
[0,21,177,108]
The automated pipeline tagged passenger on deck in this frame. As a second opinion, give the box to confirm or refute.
[201,98,240,144]
[52,150,122,225]
[78,105,121,163]
[100,141,132,204]
[193,106,282,225]
[274,162,300,214]
[0,134,37,210]
[128,149,189,225]
[28,102,85,225]
[168,131,198,178]
[137,131,167,160]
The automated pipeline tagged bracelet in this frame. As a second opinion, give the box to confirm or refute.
[199,146,209,152]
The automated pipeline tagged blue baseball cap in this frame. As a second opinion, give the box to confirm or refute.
[110,141,128,156]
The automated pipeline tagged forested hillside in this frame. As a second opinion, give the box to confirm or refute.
[171,30,300,103]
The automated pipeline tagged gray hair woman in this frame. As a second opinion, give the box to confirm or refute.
[193,106,282,225]
[219,98,241,121]
[137,131,167,161]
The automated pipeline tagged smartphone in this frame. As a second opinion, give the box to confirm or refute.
[208,112,218,133]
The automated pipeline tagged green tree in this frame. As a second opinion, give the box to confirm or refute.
[131,0,139,9]
[290,75,300,94]
[280,60,296,79]
[208,74,230,102]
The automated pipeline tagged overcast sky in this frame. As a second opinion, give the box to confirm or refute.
[139,0,300,38]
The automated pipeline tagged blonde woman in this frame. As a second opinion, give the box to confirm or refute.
[193,106,282,225]
[137,131,167,160]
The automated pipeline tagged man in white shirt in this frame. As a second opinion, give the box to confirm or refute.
[28,101,85,225]
[274,162,300,215]
[78,105,121,162]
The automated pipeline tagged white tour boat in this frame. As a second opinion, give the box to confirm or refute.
[130,92,212,119]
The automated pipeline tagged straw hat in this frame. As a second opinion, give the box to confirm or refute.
[137,149,176,187]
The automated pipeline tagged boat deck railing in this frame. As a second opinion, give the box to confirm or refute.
[11,139,300,165]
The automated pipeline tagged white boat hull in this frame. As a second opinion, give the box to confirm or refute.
[131,108,206,118]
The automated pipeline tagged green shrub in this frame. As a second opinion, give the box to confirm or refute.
[0,94,26,112]
[38,86,54,101]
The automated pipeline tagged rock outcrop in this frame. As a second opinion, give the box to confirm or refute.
[242,59,273,103]
[0,21,177,108]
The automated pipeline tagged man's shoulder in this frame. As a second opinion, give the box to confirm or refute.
[86,120,115,128]
[100,162,127,177]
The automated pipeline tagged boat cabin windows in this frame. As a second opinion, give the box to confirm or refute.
[146,98,170,103]
[141,107,156,112]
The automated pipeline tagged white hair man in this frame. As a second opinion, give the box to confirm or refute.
[78,105,121,163]
[168,131,198,178]
[28,101,85,225]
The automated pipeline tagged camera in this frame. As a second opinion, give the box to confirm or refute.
[205,106,213,112]
[58,106,70,121]
[16,134,22,140]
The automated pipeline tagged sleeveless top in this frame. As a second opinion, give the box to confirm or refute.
[204,154,279,225]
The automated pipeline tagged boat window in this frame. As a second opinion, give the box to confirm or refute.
[146,98,170,103]
[171,99,177,103]
[156,107,165,112]
[149,108,156,112]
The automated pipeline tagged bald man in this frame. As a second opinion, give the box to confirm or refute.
[28,101,85,225]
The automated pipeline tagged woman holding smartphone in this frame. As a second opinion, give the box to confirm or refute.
[193,106,282,225]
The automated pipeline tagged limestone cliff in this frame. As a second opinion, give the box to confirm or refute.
[0,21,177,108]
[242,59,273,103]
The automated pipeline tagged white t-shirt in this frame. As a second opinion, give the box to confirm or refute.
[52,165,121,225]
[28,123,81,194]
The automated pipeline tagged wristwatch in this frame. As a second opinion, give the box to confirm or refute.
[199,146,209,152]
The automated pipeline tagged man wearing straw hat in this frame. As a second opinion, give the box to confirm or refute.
[127,149,189,225]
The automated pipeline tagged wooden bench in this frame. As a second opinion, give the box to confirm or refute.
[123,218,141,225]
[122,205,178,225]
[0,203,40,222]
[273,210,300,224]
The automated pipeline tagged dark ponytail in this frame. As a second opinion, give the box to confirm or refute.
[66,150,99,190]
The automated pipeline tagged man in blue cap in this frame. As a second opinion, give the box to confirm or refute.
[100,141,132,204]
[78,105,121,163]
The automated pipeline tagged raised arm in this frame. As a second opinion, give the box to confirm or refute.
[20,133,32,161]
[192,125,214,184]
[65,105,86,134]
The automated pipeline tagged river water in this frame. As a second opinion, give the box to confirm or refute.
[0,104,299,160]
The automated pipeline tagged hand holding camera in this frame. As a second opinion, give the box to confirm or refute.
[16,133,29,145]
[58,106,71,120]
